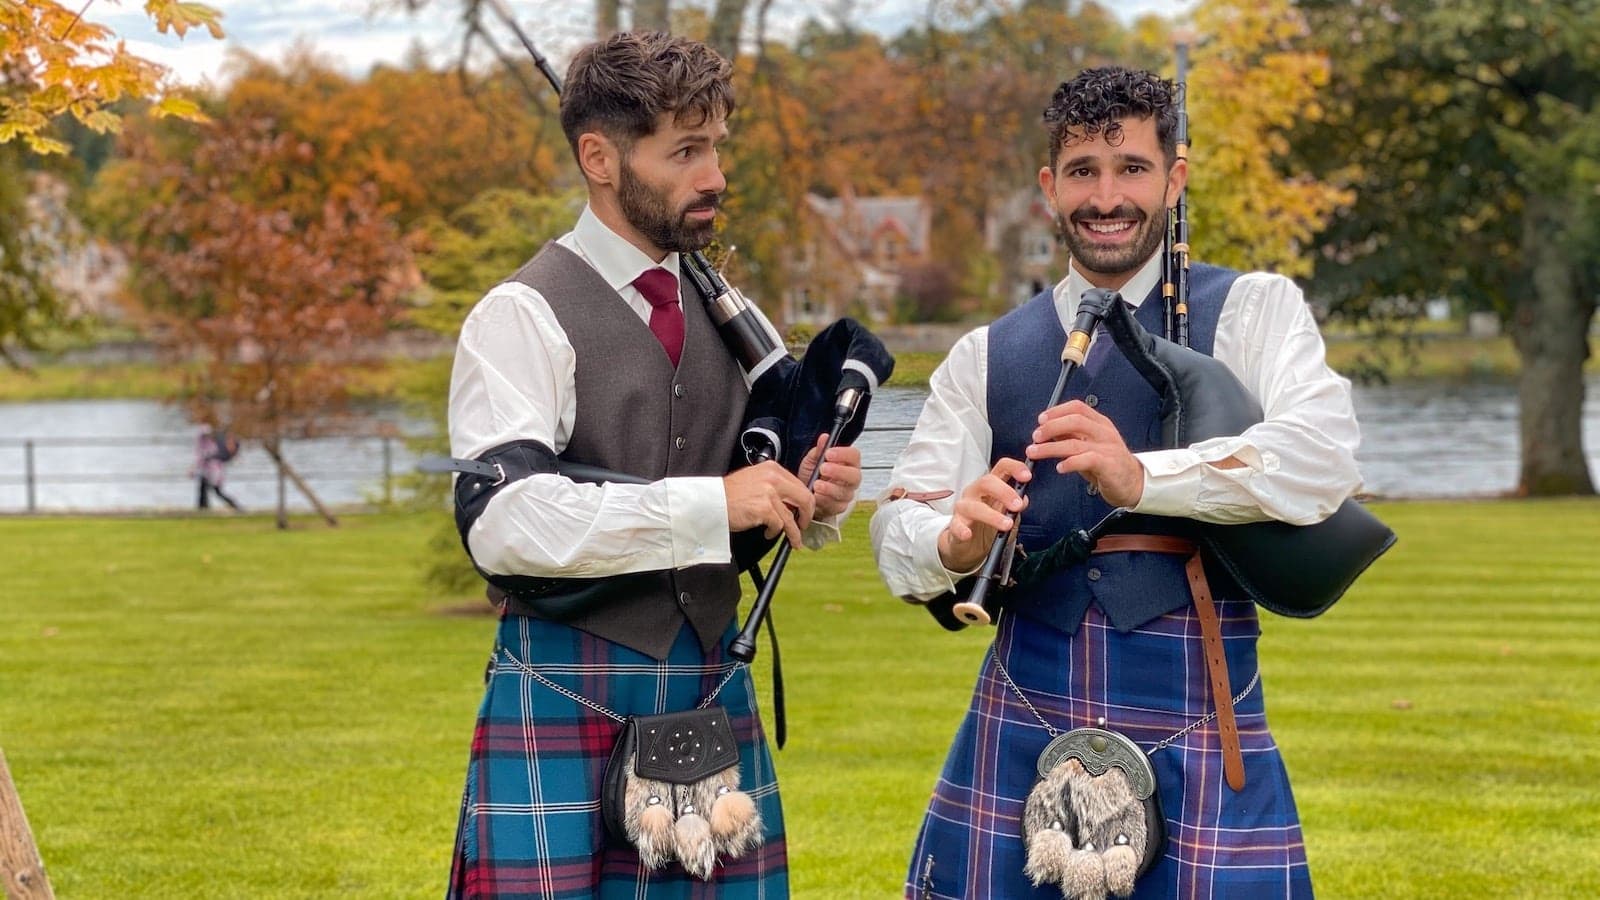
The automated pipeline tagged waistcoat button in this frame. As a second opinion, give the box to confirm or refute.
[673,384,686,398]
[678,591,691,606]
[675,436,687,450]
[1087,567,1102,581]
[1085,394,1099,408]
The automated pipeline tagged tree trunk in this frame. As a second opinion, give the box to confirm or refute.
[1,748,55,900]
[707,0,749,63]
[634,0,670,31]
[263,439,341,528]
[596,0,620,37]
[1512,193,1596,496]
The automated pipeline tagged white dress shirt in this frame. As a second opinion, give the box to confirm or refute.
[449,205,838,579]
[870,251,1364,601]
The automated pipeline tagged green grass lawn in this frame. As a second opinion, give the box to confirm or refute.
[3,501,1598,897]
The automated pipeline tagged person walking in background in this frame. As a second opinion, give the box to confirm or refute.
[193,423,242,511]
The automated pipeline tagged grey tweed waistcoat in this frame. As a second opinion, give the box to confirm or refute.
[499,241,748,659]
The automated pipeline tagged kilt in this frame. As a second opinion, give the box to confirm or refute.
[907,596,1312,899]
[449,614,788,899]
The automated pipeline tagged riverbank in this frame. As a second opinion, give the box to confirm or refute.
[2,333,1595,402]
[0,357,449,403]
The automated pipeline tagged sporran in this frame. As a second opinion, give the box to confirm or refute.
[601,706,763,879]
[499,649,762,880]
[1022,727,1165,899]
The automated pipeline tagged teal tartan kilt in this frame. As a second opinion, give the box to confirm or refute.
[448,614,788,899]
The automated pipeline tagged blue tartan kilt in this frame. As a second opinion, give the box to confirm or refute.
[448,614,788,899]
[907,598,1313,900]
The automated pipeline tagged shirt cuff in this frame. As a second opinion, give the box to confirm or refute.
[1133,441,1268,518]
[1131,448,1204,517]
[910,514,979,599]
[803,511,844,550]
[667,476,732,567]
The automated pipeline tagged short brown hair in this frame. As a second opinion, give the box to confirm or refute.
[560,31,735,159]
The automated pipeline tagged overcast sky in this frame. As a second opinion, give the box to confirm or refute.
[90,0,1199,88]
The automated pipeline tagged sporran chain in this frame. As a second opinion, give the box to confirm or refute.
[990,645,1260,756]
[493,648,744,723]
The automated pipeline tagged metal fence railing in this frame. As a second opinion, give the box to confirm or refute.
[0,433,427,514]
[0,426,918,514]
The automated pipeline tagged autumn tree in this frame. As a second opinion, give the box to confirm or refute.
[1182,0,1350,277]
[100,116,411,528]
[217,48,569,228]
[0,0,220,153]
[0,0,221,363]
[1296,0,1599,495]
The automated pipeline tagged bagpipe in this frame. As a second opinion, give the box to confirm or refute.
[454,5,895,664]
[929,40,1395,631]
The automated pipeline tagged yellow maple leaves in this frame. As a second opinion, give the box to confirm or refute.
[0,0,222,155]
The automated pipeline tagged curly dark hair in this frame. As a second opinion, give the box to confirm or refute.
[1043,67,1178,170]
[560,31,735,160]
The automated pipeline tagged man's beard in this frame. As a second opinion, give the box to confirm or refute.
[618,161,720,253]
[1053,202,1167,279]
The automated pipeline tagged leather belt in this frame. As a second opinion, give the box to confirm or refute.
[1091,534,1246,792]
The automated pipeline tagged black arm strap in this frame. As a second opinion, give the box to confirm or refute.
[443,440,654,616]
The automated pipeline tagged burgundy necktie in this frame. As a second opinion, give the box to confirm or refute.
[633,268,685,368]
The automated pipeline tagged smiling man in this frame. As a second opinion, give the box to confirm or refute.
[871,67,1361,898]
[444,31,861,900]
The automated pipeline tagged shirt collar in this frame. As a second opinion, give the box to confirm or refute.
[570,204,682,290]
[1052,248,1165,324]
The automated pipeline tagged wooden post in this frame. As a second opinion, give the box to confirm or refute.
[0,749,54,900]
[263,440,338,528]
[22,442,35,514]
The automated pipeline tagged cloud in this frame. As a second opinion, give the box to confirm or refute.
[89,0,1197,87]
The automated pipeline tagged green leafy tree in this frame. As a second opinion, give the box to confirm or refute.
[0,144,62,366]
[1296,0,1599,495]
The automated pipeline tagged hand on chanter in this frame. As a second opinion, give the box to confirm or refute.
[723,461,814,549]
[796,433,863,519]
[1027,399,1145,508]
[938,457,1031,573]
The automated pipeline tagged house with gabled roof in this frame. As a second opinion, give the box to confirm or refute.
[782,188,931,326]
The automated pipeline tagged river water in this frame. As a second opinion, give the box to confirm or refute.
[1,377,1597,512]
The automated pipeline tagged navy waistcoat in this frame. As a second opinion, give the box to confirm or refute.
[987,264,1245,635]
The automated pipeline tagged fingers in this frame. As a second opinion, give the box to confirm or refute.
[774,470,815,531]
[725,461,815,543]
[938,458,1031,571]
[796,433,837,484]
[951,461,1032,537]
[812,445,862,516]
[766,493,804,548]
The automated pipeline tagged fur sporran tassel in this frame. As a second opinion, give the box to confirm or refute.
[616,753,762,879]
[623,762,679,869]
[672,803,717,879]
